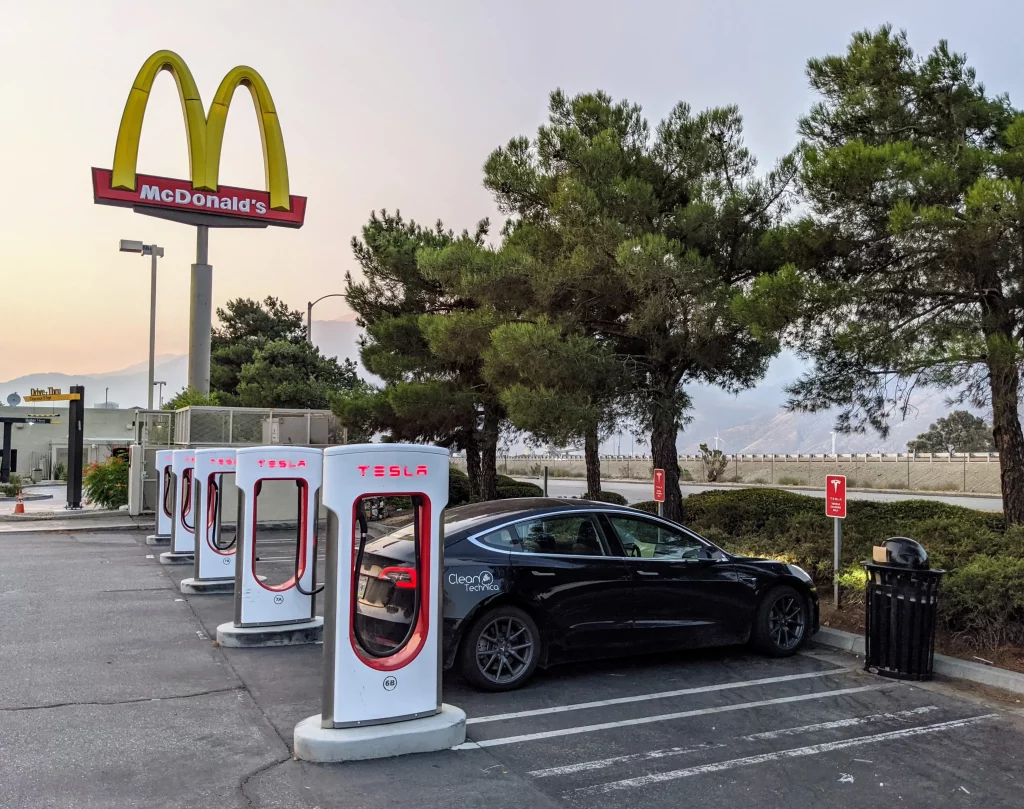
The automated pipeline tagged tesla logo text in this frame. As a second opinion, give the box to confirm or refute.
[257,459,307,468]
[357,465,429,478]
[209,458,235,466]
[448,571,499,593]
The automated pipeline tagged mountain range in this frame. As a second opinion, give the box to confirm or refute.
[0,317,974,453]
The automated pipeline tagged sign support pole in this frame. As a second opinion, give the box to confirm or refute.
[833,516,842,608]
[67,385,85,509]
[1,422,12,483]
[188,225,213,394]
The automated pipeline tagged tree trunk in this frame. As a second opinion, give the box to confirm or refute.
[584,421,602,499]
[464,427,482,500]
[650,400,683,521]
[985,338,1024,524]
[479,402,500,501]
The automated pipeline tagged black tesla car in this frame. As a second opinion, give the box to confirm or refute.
[354,498,819,691]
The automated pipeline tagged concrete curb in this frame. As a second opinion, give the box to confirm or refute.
[813,626,1024,695]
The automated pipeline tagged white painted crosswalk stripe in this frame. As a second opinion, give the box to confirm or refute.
[569,714,998,796]
[454,683,886,749]
[467,668,853,725]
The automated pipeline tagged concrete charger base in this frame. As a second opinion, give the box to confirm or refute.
[145,534,170,546]
[293,705,467,762]
[180,574,265,595]
[159,551,194,566]
[180,577,234,595]
[216,617,323,648]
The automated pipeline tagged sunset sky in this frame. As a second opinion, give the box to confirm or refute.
[3,0,1022,380]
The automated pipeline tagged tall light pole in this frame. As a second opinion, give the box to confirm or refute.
[120,240,164,409]
[306,293,347,345]
[154,381,166,408]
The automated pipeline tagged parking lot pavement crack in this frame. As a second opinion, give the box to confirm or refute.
[239,755,293,809]
[0,685,245,713]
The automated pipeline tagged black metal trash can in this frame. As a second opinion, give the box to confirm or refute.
[863,537,945,681]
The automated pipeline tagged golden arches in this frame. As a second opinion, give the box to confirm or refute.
[110,50,291,212]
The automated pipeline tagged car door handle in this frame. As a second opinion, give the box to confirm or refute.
[637,570,659,577]
[531,571,556,577]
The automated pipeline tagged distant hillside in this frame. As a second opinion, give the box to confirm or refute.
[0,332,992,453]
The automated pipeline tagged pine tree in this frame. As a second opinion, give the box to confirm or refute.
[484,91,794,519]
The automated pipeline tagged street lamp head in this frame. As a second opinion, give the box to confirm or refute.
[120,240,163,258]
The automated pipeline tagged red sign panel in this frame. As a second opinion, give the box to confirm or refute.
[653,468,666,503]
[826,474,847,519]
[91,168,307,228]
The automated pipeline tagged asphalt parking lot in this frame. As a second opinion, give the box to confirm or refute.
[2,529,1023,809]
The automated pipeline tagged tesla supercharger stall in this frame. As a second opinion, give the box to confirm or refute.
[180,447,238,595]
[145,449,174,546]
[161,449,196,565]
[215,446,325,647]
[293,444,466,763]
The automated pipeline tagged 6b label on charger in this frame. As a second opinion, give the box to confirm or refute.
[383,676,397,691]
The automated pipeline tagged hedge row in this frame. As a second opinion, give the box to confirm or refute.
[448,469,544,506]
[669,488,1024,647]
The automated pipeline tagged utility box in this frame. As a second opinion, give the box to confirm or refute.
[261,415,328,446]
[128,444,144,516]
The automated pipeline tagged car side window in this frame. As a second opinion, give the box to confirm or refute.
[477,526,519,551]
[607,516,706,561]
[513,514,608,557]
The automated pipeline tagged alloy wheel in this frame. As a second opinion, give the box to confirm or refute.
[768,594,806,650]
[475,616,535,685]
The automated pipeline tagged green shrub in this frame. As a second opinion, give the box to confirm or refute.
[83,457,129,509]
[589,491,629,505]
[387,496,413,512]
[776,475,802,486]
[680,468,694,482]
[449,467,472,506]
[942,555,1024,646]
[0,473,24,498]
[629,500,659,515]
[52,463,67,482]
[496,483,543,499]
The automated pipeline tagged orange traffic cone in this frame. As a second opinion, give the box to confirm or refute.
[13,493,24,514]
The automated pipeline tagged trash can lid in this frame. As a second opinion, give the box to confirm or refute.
[872,537,929,569]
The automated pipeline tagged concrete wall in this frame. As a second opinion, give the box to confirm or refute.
[465,454,1003,495]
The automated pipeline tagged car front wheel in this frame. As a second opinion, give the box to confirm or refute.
[458,606,541,691]
[751,585,809,657]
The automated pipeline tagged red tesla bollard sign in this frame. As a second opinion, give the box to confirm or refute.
[653,469,666,503]
[826,475,847,519]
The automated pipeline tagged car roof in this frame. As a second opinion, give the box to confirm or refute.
[443,497,638,538]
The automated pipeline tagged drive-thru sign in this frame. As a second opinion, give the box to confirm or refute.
[826,474,847,518]
[826,474,846,608]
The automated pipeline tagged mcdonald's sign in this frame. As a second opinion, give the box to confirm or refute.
[92,50,306,228]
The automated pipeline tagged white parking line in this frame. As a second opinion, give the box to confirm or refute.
[569,714,997,796]
[453,684,885,749]
[529,743,724,778]
[742,705,939,741]
[467,668,853,725]
[528,705,939,778]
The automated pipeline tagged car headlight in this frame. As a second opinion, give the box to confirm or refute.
[787,564,814,585]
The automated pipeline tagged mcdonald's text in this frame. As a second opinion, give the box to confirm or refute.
[92,168,306,228]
